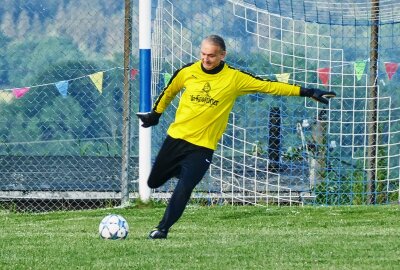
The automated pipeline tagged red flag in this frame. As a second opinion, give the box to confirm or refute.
[12,87,30,99]
[130,69,138,80]
[317,67,330,86]
[384,62,399,80]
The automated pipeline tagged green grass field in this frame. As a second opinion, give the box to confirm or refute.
[1,204,399,269]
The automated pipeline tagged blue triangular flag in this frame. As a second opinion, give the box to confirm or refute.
[55,80,68,97]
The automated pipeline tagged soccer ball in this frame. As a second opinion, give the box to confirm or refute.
[98,214,129,240]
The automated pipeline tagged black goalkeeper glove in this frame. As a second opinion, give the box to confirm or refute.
[300,87,336,105]
[136,110,162,128]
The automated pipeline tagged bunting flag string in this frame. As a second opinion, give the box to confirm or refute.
[0,67,125,102]
[1,58,400,104]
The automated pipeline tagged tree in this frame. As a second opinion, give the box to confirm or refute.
[0,12,15,38]
[31,14,42,35]
[0,31,10,86]
[16,10,30,39]
[6,36,84,87]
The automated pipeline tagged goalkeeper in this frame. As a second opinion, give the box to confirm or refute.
[137,35,336,239]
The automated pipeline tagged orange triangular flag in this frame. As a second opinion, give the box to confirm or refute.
[384,62,398,80]
[317,67,330,86]
[89,72,104,93]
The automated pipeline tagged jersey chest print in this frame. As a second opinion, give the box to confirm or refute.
[189,81,220,107]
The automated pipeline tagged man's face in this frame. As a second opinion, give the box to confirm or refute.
[200,40,226,70]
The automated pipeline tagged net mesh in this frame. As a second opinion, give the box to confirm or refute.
[1,0,399,211]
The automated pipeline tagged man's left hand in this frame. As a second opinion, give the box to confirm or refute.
[300,87,336,105]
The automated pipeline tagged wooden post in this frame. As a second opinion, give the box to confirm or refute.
[367,0,380,204]
[121,0,132,206]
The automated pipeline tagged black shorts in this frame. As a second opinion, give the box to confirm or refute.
[147,135,214,189]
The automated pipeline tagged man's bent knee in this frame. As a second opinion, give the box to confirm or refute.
[147,180,159,189]
[147,177,168,189]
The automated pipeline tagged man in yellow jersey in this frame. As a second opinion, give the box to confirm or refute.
[137,35,336,239]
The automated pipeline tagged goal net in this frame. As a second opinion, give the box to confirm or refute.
[150,0,400,205]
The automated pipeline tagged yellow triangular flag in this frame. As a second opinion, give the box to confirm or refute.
[275,73,290,83]
[89,72,104,94]
[0,91,14,103]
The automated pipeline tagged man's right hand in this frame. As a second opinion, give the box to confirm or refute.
[136,110,162,128]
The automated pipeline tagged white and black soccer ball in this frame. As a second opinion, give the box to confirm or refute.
[98,214,129,240]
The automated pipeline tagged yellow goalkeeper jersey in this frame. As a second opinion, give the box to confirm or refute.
[153,61,300,150]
